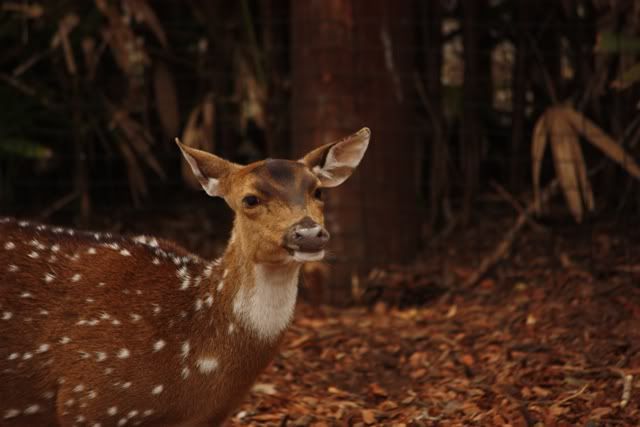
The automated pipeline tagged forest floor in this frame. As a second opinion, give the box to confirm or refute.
[83,198,640,426]
[225,214,640,427]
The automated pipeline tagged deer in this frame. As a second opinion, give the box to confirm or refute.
[0,127,370,426]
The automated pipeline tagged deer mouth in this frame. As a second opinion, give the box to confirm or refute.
[292,250,325,262]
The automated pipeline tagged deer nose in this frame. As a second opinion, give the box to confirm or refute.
[284,217,330,253]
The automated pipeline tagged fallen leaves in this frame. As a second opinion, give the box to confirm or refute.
[220,219,640,425]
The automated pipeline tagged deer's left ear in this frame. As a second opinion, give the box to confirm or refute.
[300,127,370,188]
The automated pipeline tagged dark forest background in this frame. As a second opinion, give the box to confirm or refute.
[2,0,640,304]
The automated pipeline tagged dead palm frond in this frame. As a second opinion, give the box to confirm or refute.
[179,95,216,189]
[532,106,640,222]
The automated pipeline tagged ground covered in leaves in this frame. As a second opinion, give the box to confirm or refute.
[229,217,640,426]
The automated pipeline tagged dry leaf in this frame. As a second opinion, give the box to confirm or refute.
[124,0,167,47]
[252,383,277,395]
[153,62,180,140]
[460,354,475,367]
[369,383,388,397]
[532,105,640,222]
[361,409,376,425]
[51,14,79,75]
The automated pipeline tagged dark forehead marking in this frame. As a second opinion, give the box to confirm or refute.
[264,159,297,183]
[251,159,316,205]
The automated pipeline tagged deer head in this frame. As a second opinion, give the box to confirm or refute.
[176,127,370,265]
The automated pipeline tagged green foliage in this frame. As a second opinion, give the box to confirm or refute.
[0,139,52,159]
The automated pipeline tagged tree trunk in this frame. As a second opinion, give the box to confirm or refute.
[460,0,490,224]
[419,0,448,229]
[291,0,419,305]
[510,0,527,192]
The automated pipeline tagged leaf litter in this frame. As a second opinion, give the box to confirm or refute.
[229,218,640,426]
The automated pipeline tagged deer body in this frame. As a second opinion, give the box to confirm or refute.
[0,128,370,426]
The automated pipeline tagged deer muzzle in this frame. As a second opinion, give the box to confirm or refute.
[284,216,330,254]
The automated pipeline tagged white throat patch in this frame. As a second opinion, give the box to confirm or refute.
[232,264,300,342]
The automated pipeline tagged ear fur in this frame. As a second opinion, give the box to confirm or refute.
[175,138,238,197]
[300,127,370,187]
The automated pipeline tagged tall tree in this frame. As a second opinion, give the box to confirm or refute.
[460,0,491,223]
[291,0,419,304]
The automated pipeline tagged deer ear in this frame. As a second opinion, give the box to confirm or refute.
[300,127,370,188]
[175,138,238,197]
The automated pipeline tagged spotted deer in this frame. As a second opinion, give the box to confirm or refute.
[0,128,370,426]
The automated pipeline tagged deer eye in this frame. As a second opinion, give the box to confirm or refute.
[242,195,260,208]
[313,188,323,200]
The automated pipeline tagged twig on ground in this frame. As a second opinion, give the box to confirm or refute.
[556,384,589,405]
[490,181,547,233]
[463,181,560,287]
[620,374,633,408]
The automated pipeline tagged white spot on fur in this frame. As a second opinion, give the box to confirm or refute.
[3,409,20,419]
[87,247,96,254]
[60,336,71,344]
[71,273,82,282]
[36,344,50,353]
[143,409,154,417]
[122,382,132,389]
[152,258,160,265]
[153,340,166,352]
[51,244,60,252]
[107,406,118,416]
[181,367,190,379]
[20,292,33,298]
[24,404,40,414]
[7,352,19,360]
[196,356,219,374]
[180,341,190,360]
[96,352,107,362]
[117,348,130,359]
[232,264,300,341]
[4,242,15,250]
[217,281,225,292]
[130,313,142,322]
[204,294,214,307]
[228,323,235,334]
[7,264,18,272]
[44,273,55,283]
[194,299,203,311]
[2,312,13,320]
[128,410,138,418]
[119,249,131,256]
[73,384,85,392]
[28,251,39,259]
[151,384,163,395]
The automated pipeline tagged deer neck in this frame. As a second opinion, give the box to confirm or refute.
[211,232,301,343]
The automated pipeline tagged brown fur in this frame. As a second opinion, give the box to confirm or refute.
[0,220,285,426]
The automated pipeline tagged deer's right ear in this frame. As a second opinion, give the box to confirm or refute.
[175,138,239,197]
